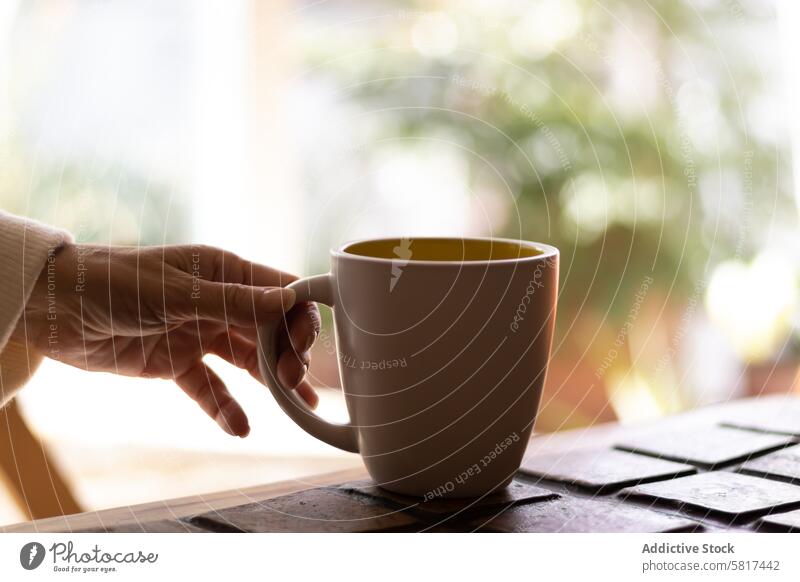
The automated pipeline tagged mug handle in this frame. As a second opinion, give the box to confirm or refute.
[257,274,360,453]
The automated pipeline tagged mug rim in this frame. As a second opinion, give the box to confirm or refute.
[331,236,559,266]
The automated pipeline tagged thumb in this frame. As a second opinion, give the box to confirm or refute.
[193,282,296,327]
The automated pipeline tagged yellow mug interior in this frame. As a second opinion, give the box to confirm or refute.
[343,238,542,262]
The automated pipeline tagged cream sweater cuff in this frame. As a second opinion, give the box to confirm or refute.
[0,210,73,406]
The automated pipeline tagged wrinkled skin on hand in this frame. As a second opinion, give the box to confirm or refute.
[13,243,321,437]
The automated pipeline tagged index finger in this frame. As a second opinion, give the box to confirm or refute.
[164,245,298,287]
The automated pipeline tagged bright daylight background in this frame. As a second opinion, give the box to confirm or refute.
[1,0,800,524]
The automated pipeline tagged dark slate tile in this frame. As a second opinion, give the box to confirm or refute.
[721,398,800,437]
[471,496,697,533]
[758,508,800,532]
[620,471,800,521]
[107,520,207,533]
[521,449,696,493]
[739,444,800,484]
[339,479,557,516]
[614,426,794,469]
[190,488,417,533]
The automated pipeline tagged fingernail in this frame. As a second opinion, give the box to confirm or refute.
[216,402,246,437]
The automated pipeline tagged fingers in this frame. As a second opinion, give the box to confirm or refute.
[193,282,296,327]
[165,245,297,287]
[139,245,304,332]
[274,305,318,384]
[209,329,261,383]
[175,361,250,437]
[210,329,318,409]
[294,378,319,410]
[231,302,321,352]
[279,302,321,353]
[275,334,318,409]
[277,347,310,388]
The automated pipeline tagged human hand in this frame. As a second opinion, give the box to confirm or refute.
[14,243,321,437]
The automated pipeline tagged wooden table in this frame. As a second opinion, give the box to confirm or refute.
[4,395,800,533]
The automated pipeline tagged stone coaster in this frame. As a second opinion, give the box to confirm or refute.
[615,426,794,469]
[190,488,417,533]
[620,471,800,521]
[521,448,696,493]
[758,508,800,532]
[738,444,800,483]
[471,496,697,533]
[339,479,558,516]
[721,398,800,437]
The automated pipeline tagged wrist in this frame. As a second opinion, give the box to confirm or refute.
[17,242,75,347]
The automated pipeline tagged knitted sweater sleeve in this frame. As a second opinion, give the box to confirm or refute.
[0,210,73,406]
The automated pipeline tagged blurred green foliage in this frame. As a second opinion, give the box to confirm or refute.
[300,0,794,326]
